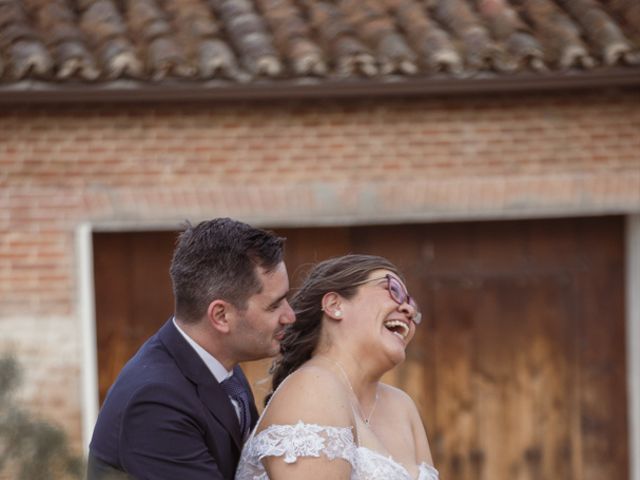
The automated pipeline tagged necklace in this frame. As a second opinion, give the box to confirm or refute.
[330,360,379,425]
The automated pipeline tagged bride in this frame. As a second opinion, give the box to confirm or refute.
[235,254,439,480]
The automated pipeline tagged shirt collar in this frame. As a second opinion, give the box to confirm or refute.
[172,317,232,383]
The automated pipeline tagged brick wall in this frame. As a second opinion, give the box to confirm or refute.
[1,88,639,451]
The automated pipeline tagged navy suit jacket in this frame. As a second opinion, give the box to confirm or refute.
[88,319,259,480]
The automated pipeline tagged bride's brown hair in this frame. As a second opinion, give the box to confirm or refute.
[267,254,401,405]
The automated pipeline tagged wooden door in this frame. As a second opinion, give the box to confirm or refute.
[93,231,176,403]
[93,216,627,480]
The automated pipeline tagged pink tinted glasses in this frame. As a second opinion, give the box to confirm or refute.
[356,274,422,325]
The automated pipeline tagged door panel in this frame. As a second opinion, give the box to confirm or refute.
[93,232,175,402]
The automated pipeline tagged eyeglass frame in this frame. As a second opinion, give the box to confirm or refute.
[352,274,422,325]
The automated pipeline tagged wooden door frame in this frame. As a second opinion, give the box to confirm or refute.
[76,216,640,480]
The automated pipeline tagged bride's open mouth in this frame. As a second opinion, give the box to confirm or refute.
[383,319,410,341]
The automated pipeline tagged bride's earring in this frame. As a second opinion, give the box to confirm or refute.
[334,311,342,317]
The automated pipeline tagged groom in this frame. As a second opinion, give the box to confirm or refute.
[87,218,295,479]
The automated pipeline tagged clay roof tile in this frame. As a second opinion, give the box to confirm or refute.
[0,0,637,92]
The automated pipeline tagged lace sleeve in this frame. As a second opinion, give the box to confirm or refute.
[252,421,356,464]
[418,463,439,480]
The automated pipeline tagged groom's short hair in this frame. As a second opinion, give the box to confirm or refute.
[170,217,285,323]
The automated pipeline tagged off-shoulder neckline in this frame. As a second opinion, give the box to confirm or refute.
[252,421,438,480]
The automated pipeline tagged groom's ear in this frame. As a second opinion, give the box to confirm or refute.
[321,292,343,321]
[207,300,231,333]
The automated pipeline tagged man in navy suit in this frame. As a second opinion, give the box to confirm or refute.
[87,218,295,479]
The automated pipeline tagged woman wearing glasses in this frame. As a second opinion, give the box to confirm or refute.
[235,254,438,480]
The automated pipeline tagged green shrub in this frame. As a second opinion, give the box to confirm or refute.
[0,354,83,480]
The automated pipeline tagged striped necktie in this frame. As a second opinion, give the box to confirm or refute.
[220,374,251,438]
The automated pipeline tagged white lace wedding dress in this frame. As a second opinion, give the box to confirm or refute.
[234,420,439,480]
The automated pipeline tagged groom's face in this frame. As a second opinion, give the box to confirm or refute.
[231,262,295,361]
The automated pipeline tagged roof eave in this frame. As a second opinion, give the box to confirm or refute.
[0,68,638,104]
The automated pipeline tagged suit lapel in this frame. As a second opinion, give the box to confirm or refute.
[196,383,243,450]
[158,319,244,450]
